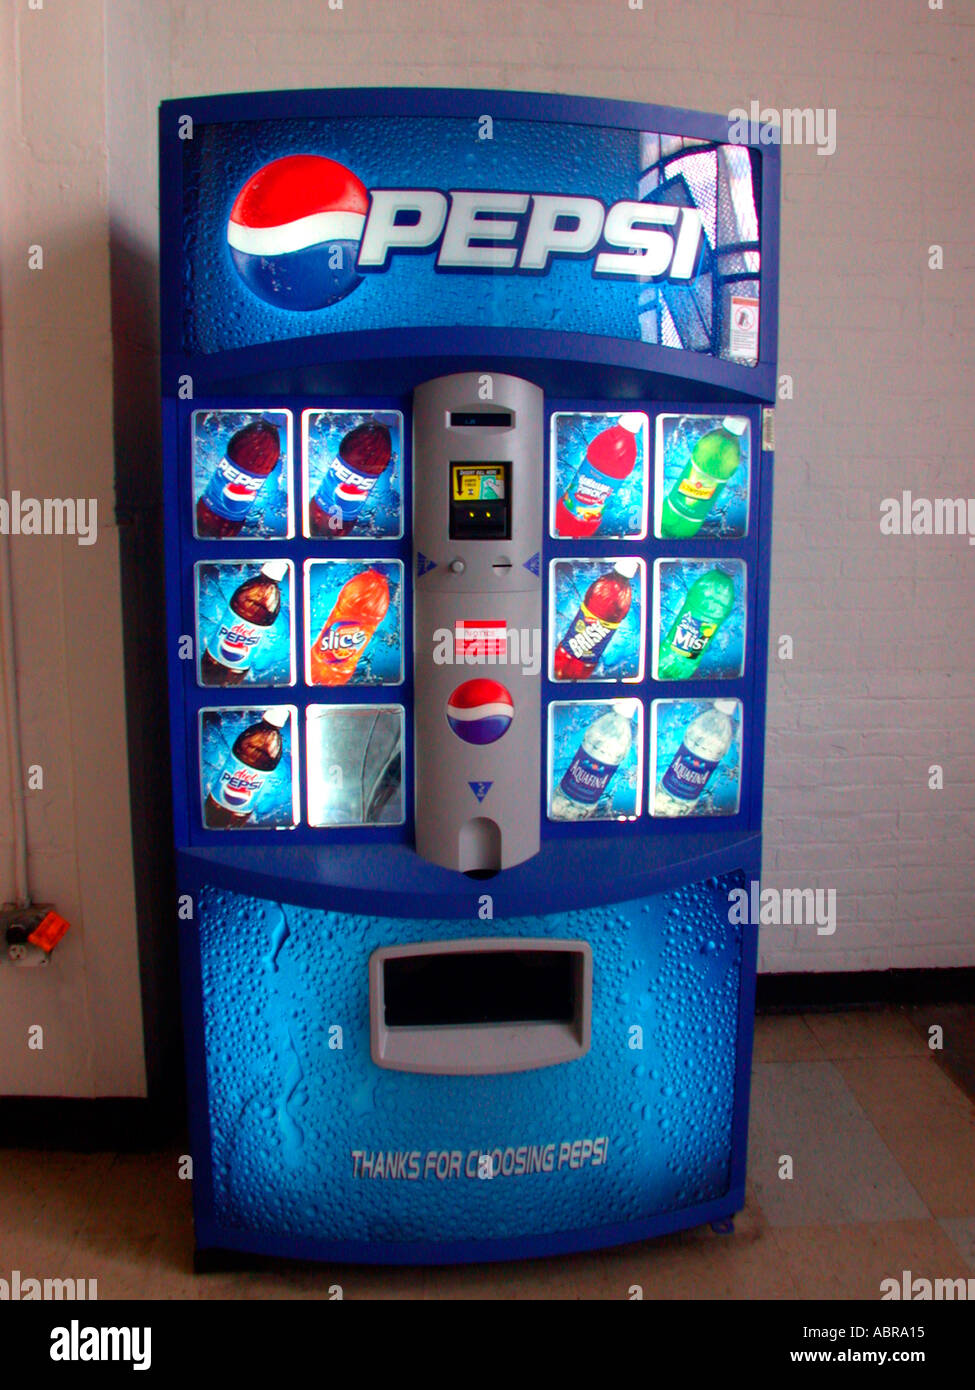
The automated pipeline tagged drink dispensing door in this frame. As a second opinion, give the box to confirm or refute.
[412,372,543,873]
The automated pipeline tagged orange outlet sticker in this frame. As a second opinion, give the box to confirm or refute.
[28,911,70,953]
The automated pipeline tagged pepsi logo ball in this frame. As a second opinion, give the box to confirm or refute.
[446,679,514,746]
[227,154,369,311]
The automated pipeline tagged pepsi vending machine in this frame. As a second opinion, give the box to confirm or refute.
[160,89,779,1264]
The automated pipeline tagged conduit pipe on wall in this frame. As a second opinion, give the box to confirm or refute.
[0,318,31,908]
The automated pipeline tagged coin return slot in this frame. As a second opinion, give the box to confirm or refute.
[370,940,592,1075]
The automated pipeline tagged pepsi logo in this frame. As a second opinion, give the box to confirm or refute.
[446,679,514,746]
[227,154,368,311]
[336,479,369,502]
[224,479,260,502]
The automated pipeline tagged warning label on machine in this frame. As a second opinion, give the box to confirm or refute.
[454,619,507,659]
[351,1137,609,1181]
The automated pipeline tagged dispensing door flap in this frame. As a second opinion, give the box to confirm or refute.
[370,939,592,1075]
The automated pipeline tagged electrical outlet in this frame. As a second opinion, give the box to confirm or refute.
[1,904,70,966]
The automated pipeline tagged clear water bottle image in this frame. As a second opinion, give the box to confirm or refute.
[653,699,740,817]
[550,700,639,822]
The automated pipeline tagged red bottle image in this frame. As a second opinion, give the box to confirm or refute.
[553,559,639,681]
[308,421,393,537]
[200,560,288,687]
[554,414,643,538]
[196,419,281,539]
[204,709,288,828]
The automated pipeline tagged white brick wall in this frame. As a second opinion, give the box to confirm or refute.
[1,0,972,1099]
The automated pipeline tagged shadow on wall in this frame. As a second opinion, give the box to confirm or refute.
[109,216,184,1133]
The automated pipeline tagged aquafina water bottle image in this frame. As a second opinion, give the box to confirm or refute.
[652,699,741,818]
[549,699,643,822]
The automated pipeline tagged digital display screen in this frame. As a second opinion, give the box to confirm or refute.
[451,464,507,503]
[449,411,513,428]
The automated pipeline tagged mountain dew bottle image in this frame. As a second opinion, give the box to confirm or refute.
[657,567,736,680]
[550,701,636,821]
[654,700,737,817]
[660,418,747,538]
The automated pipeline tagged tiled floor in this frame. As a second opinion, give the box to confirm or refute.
[1,1007,973,1299]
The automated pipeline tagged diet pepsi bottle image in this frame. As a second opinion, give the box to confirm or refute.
[654,700,738,817]
[550,702,636,821]
[200,561,288,687]
[196,419,281,539]
[308,421,393,537]
[204,709,288,829]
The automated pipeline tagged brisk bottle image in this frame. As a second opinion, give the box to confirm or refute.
[196,418,281,538]
[204,709,288,829]
[553,559,639,680]
[308,421,392,537]
[654,700,737,817]
[657,567,736,680]
[200,560,288,686]
[309,569,390,686]
[554,415,643,537]
[660,418,747,538]
[550,702,636,821]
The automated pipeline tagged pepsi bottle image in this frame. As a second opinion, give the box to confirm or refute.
[204,709,287,829]
[200,561,288,687]
[196,419,281,539]
[308,421,392,537]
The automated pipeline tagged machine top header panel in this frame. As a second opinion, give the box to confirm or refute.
[160,88,779,399]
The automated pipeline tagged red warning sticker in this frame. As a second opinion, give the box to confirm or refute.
[730,295,760,359]
[455,620,507,659]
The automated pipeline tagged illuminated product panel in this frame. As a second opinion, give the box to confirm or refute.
[160,88,779,1264]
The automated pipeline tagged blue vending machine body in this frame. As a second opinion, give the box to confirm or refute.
[160,88,779,1264]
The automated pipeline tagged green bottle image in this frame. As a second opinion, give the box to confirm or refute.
[660,417,747,538]
[657,568,736,680]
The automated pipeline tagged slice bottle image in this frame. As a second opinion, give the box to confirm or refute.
[204,708,288,829]
[659,417,747,538]
[200,560,288,686]
[657,567,736,680]
[309,568,391,686]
